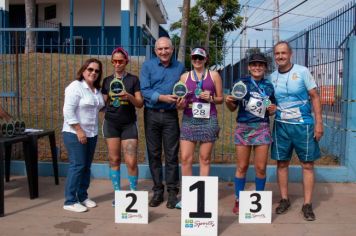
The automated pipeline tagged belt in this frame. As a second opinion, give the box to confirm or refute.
[146,108,176,113]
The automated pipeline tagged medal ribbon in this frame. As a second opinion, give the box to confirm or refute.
[193,69,206,91]
[250,77,267,98]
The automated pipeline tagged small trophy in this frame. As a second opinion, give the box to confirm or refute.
[0,119,14,137]
[12,117,26,135]
[231,81,247,100]
[109,77,125,107]
[173,81,188,98]
[14,119,21,135]
[20,119,26,134]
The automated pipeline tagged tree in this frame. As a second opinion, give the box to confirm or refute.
[195,0,243,50]
[177,0,190,64]
[25,0,36,53]
[170,0,243,67]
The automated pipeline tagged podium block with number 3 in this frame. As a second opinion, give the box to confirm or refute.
[181,176,218,236]
[239,191,272,224]
[115,191,148,224]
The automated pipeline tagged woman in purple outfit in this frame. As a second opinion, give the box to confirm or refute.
[175,47,223,208]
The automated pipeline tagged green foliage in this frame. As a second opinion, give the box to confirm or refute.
[170,0,243,68]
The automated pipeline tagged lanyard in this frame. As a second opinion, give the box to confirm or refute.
[116,72,126,82]
[193,69,206,90]
[250,77,267,98]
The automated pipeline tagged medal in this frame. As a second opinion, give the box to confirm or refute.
[112,98,120,107]
[194,88,202,97]
[193,69,205,98]
[173,81,188,98]
[231,81,247,100]
[263,98,271,107]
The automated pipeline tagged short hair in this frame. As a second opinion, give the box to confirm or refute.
[75,58,103,89]
[155,37,173,49]
[273,41,293,53]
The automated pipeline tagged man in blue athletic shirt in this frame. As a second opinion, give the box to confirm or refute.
[270,41,324,221]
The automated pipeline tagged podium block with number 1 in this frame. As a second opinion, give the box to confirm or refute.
[181,176,218,236]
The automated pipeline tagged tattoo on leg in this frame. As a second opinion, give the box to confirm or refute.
[124,141,137,157]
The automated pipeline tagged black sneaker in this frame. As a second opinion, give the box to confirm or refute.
[276,198,291,214]
[302,203,316,221]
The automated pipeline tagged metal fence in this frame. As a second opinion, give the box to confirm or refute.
[1,1,355,164]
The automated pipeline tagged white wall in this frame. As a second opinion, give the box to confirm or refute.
[139,0,159,38]
[0,0,9,11]
[8,0,162,38]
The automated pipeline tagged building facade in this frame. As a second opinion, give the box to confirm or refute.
[1,0,169,54]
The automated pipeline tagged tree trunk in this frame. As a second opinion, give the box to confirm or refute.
[25,0,36,53]
[178,0,190,64]
[204,17,212,53]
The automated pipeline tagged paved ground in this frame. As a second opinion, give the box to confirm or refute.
[1,176,356,236]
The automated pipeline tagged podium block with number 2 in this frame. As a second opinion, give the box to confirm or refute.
[239,191,272,224]
[115,191,148,224]
[181,176,218,236]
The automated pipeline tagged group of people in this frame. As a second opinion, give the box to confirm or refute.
[61,36,323,222]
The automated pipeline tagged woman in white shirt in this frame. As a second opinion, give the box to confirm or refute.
[62,58,105,213]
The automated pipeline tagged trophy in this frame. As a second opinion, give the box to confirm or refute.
[0,119,14,137]
[173,81,188,98]
[20,119,26,134]
[12,117,26,135]
[109,77,125,107]
[14,119,21,134]
[231,81,247,100]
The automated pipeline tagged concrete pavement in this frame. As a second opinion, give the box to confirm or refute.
[1,176,356,236]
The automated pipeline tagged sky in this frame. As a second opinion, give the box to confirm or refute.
[160,0,351,47]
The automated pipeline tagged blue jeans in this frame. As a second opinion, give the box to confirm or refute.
[63,132,97,205]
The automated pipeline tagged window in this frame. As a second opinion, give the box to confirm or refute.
[146,13,151,29]
[44,5,56,20]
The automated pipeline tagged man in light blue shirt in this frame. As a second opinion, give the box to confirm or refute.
[270,41,324,221]
[140,37,185,209]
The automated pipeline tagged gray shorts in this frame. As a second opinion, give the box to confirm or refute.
[102,119,138,140]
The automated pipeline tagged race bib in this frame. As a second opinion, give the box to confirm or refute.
[245,97,266,118]
[280,107,302,120]
[192,102,211,119]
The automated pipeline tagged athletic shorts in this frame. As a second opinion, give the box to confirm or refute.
[271,121,321,162]
[102,119,138,139]
[234,122,272,145]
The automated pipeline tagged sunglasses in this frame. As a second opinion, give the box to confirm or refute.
[192,55,205,61]
[112,59,127,65]
[87,67,100,74]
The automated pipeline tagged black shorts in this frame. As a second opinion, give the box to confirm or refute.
[102,119,138,139]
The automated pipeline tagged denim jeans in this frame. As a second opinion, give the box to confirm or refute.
[63,132,97,205]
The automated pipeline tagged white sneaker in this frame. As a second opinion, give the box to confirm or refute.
[81,198,97,208]
[63,203,87,213]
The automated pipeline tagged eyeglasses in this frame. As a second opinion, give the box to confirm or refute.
[87,67,100,74]
[112,59,127,65]
[192,55,205,61]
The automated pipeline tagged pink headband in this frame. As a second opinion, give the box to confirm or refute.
[111,47,129,61]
